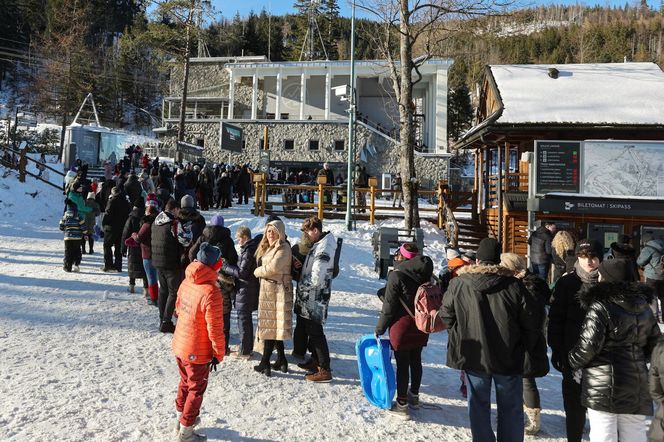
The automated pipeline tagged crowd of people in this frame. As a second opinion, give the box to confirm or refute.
[54,153,664,442]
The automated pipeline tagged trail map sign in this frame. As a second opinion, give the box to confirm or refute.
[259,151,270,174]
[535,141,581,194]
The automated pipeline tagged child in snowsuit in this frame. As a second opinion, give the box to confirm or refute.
[59,199,88,272]
[171,242,225,441]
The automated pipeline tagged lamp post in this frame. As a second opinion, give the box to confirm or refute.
[345,0,357,231]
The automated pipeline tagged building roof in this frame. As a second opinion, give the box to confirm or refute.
[489,62,664,125]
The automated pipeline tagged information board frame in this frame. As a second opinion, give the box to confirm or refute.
[534,140,582,195]
[219,122,243,153]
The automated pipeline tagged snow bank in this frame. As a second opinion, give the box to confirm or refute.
[0,170,574,441]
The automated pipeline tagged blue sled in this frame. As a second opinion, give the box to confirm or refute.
[356,334,396,409]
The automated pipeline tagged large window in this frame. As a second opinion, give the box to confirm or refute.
[308,139,319,151]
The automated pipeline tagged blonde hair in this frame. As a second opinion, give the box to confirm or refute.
[500,252,527,279]
[255,221,285,260]
[552,230,576,258]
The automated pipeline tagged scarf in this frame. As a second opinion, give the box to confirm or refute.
[574,260,599,284]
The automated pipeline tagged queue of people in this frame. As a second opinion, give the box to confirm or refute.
[56,157,664,442]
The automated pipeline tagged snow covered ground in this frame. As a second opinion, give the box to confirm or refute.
[0,168,575,441]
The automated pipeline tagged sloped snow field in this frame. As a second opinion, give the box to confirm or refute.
[0,169,572,441]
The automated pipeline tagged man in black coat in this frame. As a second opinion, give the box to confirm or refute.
[124,171,143,205]
[547,239,603,442]
[178,195,206,268]
[151,198,186,333]
[441,238,540,442]
[101,186,131,272]
[528,222,556,281]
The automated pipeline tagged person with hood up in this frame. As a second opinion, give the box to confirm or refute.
[253,220,293,377]
[215,172,231,209]
[637,237,664,321]
[124,171,143,205]
[648,338,664,442]
[83,192,101,254]
[568,258,661,442]
[188,214,238,352]
[121,197,148,295]
[59,199,88,272]
[179,195,207,268]
[440,238,541,441]
[134,199,160,305]
[101,186,130,272]
[375,243,434,420]
[220,226,261,358]
[151,198,187,333]
[171,241,225,442]
[293,216,337,383]
[500,252,551,436]
[551,230,576,283]
[548,239,603,442]
[528,221,556,281]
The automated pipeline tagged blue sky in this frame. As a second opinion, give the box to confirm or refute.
[210,1,656,19]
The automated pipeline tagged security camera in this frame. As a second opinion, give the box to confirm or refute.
[332,85,351,100]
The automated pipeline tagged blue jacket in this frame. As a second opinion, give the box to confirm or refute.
[59,209,87,240]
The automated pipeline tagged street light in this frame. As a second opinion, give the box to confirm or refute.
[345,0,357,231]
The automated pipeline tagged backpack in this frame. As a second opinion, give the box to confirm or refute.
[400,281,446,334]
[332,238,343,279]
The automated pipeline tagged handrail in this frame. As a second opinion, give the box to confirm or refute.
[1,145,66,178]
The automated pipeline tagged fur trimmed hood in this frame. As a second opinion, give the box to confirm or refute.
[578,281,654,311]
[457,263,514,277]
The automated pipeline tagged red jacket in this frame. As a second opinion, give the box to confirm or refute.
[172,261,225,364]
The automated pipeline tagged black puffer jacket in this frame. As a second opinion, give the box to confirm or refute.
[121,207,146,279]
[547,270,597,372]
[568,282,661,415]
[150,211,183,270]
[528,226,553,265]
[375,256,433,351]
[124,174,143,205]
[102,193,130,234]
[441,264,541,375]
[221,235,261,312]
[188,225,238,267]
[649,340,664,441]
[521,272,551,378]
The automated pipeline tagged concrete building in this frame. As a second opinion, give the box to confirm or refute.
[157,56,453,187]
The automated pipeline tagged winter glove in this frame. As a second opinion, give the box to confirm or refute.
[208,357,219,372]
[550,351,563,372]
[572,369,582,384]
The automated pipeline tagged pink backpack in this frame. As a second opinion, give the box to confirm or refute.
[400,281,446,334]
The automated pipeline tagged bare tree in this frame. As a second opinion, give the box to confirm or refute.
[357,0,508,229]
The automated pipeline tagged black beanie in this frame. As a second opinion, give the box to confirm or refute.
[476,238,502,264]
[575,239,604,262]
[598,258,636,282]
[133,196,145,209]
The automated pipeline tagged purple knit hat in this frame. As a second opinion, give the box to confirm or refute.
[210,214,224,227]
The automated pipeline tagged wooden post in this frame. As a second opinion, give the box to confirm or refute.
[317,174,326,220]
[253,173,263,216]
[368,176,377,225]
[437,180,445,230]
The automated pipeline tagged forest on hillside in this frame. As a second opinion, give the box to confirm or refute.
[0,1,663,142]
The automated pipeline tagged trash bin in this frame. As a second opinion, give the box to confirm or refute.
[372,227,425,279]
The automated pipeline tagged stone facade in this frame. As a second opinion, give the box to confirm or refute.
[170,63,229,96]
[168,120,448,186]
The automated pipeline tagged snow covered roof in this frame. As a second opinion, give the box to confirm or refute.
[489,62,664,125]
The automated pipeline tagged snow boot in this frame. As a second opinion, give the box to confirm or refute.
[148,283,159,303]
[174,416,201,434]
[297,358,319,373]
[407,389,420,410]
[159,321,176,333]
[253,363,271,377]
[72,265,80,273]
[127,284,135,294]
[271,357,288,373]
[305,367,332,383]
[524,407,541,435]
[387,400,410,420]
[178,425,207,442]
